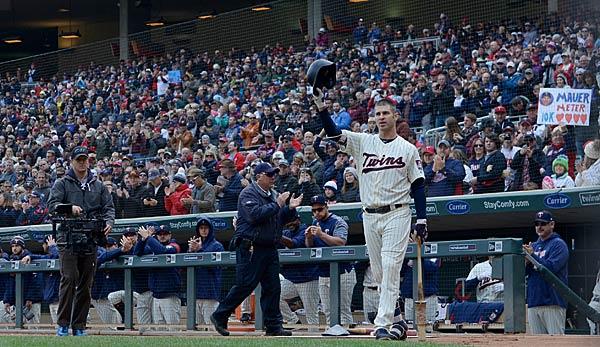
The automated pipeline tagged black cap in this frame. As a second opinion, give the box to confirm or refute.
[71,146,89,160]
[310,195,327,206]
[123,227,137,236]
[156,225,171,234]
[534,210,554,223]
[254,163,279,176]
[106,237,117,246]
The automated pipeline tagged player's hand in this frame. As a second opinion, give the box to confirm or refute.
[120,236,133,253]
[277,192,291,207]
[103,223,112,236]
[305,226,314,239]
[20,256,31,264]
[312,225,323,238]
[188,237,202,252]
[46,235,56,247]
[523,242,533,255]
[288,193,303,209]
[72,205,83,216]
[312,88,325,110]
[413,219,428,241]
[138,226,150,240]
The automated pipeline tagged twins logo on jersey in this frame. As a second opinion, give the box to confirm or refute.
[361,153,406,173]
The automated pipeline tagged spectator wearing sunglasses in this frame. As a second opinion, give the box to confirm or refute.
[523,210,569,335]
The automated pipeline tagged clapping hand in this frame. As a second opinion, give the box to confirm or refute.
[137,226,153,240]
[188,236,202,252]
[120,236,133,252]
[288,193,303,209]
[46,235,56,247]
[277,192,291,207]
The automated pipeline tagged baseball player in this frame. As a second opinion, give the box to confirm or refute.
[107,226,153,326]
[360,263,380,324]
[464,256,504,303]
[313,91,428,340]
[134,225,182,329]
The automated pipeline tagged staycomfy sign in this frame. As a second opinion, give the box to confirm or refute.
[537,88,591,126]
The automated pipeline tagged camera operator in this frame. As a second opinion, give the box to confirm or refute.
[46,146,115,337]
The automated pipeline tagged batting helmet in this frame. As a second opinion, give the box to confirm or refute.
[306,59,336,89]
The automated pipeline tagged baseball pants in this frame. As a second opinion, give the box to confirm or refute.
[0,303,41,325]
[241,296,252,315]
[152,296,181,326]
[91,298,122,326]
[279,276,320,325]
[587,298,600,335]
[404,296,438,323]
[196,299,219,325]
[318,269,357,325]
[363,206,412,330]
[362,287,379,323]
[527,305,566,335]
[108,290,153,324]
[49,302,59,325]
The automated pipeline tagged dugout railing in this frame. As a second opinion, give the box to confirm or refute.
[1,238,527,333]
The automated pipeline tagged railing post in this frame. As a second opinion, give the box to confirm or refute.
[503,254,526,333]
[186,267,197,330]
[329,262,341,327]
[15,272,23,329]
[123,268,133,330]
[255,284,263,331]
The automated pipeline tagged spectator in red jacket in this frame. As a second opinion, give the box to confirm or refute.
[164,173,192,215]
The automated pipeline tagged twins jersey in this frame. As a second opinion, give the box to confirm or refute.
[342,130,424,207]
[466,260,504,302]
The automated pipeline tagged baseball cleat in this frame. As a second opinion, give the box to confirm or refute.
[390,320,409,341]
[375,327,398,340]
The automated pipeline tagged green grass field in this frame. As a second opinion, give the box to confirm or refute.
[0,336,463,347]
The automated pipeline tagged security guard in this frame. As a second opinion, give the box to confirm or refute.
[211,162,303,336]
[47,146,115,336]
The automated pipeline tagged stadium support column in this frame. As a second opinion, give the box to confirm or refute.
[307,0,323,43]
[119,0,129,61]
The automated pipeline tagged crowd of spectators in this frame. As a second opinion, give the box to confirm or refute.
[1,11,600,226]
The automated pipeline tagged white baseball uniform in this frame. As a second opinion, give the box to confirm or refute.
[362,265,380,323]
[587,268,600,335]
[465,260,504,303]
[342,130,424,330]
[108,290,154,324]
[91,298,122,326]
[152,296,181,328]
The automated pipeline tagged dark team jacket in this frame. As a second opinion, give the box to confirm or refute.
[278,223,319,283]
[475,151,507,193]
[193,217,224,301]
[134,236,181,299]
[400,258,441,298]
[526,233,569,308]
[28,245,59,303]
[424,157,466,197]
[235,182,296,247]
[3,250,44,305]
[92,247,125,300]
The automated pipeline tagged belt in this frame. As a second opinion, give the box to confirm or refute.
[593,296,600,303]
[366,286,378,291]
[364,204,404,214]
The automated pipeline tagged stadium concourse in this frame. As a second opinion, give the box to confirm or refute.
[0,3,600,339]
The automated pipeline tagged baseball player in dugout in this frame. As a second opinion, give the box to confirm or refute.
[523,210,569,335]
[309,59,428,340]
[211,162,303,337]
[46,146,115,337]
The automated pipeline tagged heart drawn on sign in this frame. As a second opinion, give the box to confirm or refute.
[565,114,572,123]
[574,114,580,123]
[580,114,587,124]
[556,114,565,122]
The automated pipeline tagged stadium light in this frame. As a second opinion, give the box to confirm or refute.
[198,11,216,20]
[251,5,272,11]
[59,30,82,39]
[3,36,23,44]
[145,17,166,27]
